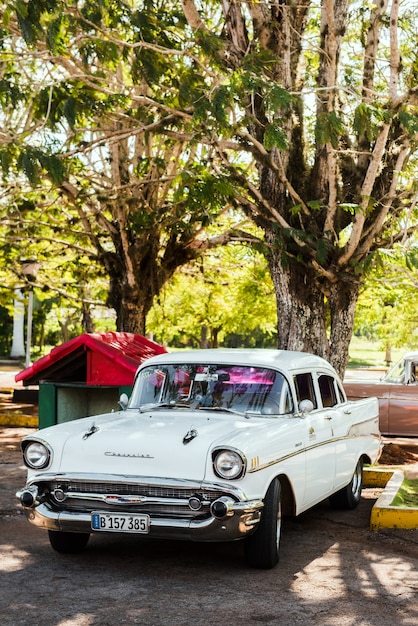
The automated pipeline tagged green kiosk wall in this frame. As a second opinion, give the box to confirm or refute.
[38,382,132,429]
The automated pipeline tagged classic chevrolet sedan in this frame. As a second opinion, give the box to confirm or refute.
[17,349,381,569]
[344,352,418,437]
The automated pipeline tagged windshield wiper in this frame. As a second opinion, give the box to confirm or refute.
[197,406,249,417]
[139,401,190,412]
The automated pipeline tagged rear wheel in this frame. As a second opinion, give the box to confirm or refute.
[48,530,90,554]
[329,458,363,509]
[244,478,281,569]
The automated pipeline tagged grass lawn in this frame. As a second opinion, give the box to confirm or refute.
[348,337,405,369]
[391,478,418,508]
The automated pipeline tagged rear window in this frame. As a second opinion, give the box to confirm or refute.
[318,374,338,407]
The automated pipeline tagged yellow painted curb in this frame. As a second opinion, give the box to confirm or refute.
[363,468,396,488]
[0,414,38,428]
[364,468,418,530]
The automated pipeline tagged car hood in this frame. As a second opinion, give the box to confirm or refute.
[37,409,292,481]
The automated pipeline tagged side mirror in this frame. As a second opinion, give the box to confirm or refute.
[298,399,314,417]
[118,393,129,411]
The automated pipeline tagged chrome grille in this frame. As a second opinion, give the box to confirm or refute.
[44,480,231,519]
[51,480,226,501]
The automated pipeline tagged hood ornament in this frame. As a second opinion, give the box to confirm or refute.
[83,423,99,440]
[183,428,198,445]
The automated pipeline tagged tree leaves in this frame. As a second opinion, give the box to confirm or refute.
[46,14,68,54]
[398,108,418,136]
[264,124,288,151]
[12,148,65,186]
[315,111,345,147]
[264,85,292,113]
[2,0,418,355]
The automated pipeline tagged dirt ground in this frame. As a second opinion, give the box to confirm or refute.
[1,427,418,625]
[379,441,418,469]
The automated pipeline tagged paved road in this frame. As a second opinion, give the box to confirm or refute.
[1,428,418,625]
[1,496,418,625]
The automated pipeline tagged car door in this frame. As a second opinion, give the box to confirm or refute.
[387,382,418,436]
[293,372,335,508]
[316,372,354,491]
[345,356,418,436]
[343,379,390,433]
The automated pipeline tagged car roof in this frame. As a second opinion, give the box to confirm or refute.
[138,348,335,374]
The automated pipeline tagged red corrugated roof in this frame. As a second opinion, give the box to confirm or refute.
[15,332,167,386]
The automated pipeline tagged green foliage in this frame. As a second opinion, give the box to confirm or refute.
[315,111,345,147]
[398,108,418,136]
[46,14,68,54]
[15,1,42,46]
[316,237,329,265]
[174,168,235,225]
[2,0,418,356]
[0,75,26,107]
[307,200,323,211]
[62,96,77,128]
[0,149,13,176]
[264,85,292,112]
[211,85,233,125]
[147,245,277,348]
[391,478,418,507]
[264,124,288,151]
[353,103,378,142]
[18,150,41,185]
[13,148,65,185]
[354,246,418,349]
[340,203,362,215]
[177,70,207,110]
[0,303,13,356]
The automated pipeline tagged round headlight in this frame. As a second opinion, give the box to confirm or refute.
[213,449,245,480]
[23,441,51,469]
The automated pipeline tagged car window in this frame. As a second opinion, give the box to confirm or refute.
[384,357,405,382]
[131,363,293,415]
[318,374,338,407]
[410,363,418,383]
[294,373,318,409]
[336,381,346,403]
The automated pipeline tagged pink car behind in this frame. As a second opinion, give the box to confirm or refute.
[344,352,418,437]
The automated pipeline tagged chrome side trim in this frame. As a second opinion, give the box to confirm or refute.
[248,433,381,473]
[247,446,305,473]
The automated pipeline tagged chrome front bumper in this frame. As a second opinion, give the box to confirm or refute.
[16,473,264,542]
[18,499,263,541]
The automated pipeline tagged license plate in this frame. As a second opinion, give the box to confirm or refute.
[91,511,150,533]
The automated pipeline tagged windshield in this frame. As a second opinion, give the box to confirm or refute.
[130,363,293,415]
[384,356,418,384]
[384,357,405,383]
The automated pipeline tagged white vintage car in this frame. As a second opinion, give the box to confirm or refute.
[17,349,381,569]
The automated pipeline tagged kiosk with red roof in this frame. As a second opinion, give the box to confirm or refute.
[15,332,167,428]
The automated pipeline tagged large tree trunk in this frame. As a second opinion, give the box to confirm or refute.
[327,280,361,376]
[115,295,148,335]
[267,232,361,378]
[268,248,327,355]
[107,272,154,336]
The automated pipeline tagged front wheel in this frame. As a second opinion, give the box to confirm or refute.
[329,458,363,510]
[48,530,90,554]
[244,478,281,569]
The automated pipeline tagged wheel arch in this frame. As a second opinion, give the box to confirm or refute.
[276,474,296,517]
[360,452,373,466]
